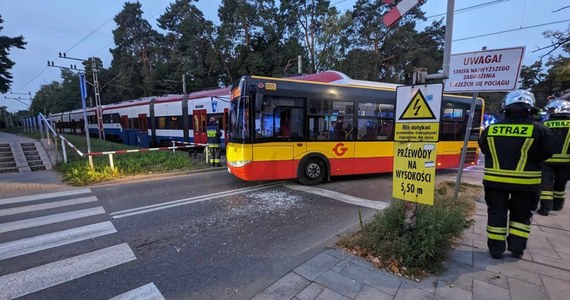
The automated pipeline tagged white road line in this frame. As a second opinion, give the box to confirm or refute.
[0,207,106,234]
[0,196,98,217]
[0,221,117,260]
[109,283,165,300]
[0,189,91,205]
[283,184,389,210]
[111,182,282,219]
[0,243,136,300]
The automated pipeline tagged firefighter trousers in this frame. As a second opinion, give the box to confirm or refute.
[485,187,538,256]
[540,164,569,213]
[208,144,221,166]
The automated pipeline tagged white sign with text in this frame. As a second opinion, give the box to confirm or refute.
[444,47,525,93]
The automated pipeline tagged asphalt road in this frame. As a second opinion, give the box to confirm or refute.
[1,169,389,300]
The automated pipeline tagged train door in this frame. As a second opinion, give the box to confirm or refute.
[193,109,207,144]
[138,114,148,132]
[121,115,129,129]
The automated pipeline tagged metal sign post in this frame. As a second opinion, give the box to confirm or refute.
[79,73,94,169]
[393,84,443,229]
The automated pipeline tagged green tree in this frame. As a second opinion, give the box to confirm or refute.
[157,0,224,91]
[109,2,161,100]
[280,0,337,73]
[340,0,440,83]
[314,10,352,71]
[0,16,26,93]
[218,0,292,79]
[31,70,82,114]
[520,25,570,107]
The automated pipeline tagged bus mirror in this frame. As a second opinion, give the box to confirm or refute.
[255,94,264,112]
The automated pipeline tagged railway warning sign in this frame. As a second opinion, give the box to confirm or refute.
[444,47,525,93]
[392,142,437,205]
[395,84,442,142]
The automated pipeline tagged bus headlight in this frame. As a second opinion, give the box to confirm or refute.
[228,160,251,168]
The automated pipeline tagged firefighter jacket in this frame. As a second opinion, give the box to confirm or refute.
[207,123,222,146]
[479,117,555,191]
[543,116,570,165]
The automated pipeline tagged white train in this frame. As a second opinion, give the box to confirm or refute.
[49,87,230,148]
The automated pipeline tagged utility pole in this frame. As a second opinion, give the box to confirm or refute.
[10,91,32,99]
[51,53,105,140]
[90,57,104,140]
[4,96,31,107]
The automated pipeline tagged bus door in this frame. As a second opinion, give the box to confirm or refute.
[193,109,207,144]
[223,108,229,145]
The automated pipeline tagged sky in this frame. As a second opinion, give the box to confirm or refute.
[1,0,569,112]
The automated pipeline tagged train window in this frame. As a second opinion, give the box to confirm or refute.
[102,113,121,124]
[169,116,182,129]
[157,117,167,129]
[129,118,139,129]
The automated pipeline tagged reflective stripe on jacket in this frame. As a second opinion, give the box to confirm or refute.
[207,124,221,145]
[479,119,555,190]
[543,117,570,164]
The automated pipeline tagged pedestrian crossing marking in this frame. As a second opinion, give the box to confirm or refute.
[0,243,136,299]
[0,189,91,205]
[0,221,117,260]
[0,190,166,299]
[109,283,165,300]
[0,206,106,234]
[0,196,98,217]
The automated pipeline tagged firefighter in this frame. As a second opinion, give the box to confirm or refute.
[206,117,222,167]
[537,99,570,216]
[479,90,555,259]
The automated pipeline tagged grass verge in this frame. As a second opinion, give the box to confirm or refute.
[2,128,208,186]
[337,181,482,280]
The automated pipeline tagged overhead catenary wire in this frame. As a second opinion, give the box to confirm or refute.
[419,0,512,24]
[15,7,166,92]
[453,19,570,42]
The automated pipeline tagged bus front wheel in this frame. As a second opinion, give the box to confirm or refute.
[299,158,326,185]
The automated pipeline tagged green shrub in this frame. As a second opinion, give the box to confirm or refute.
[48,134,208,185]
[339,181,481,277]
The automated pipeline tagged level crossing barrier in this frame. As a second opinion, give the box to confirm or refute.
[38,113,86,163]
[88,143,207,169]
[33,113,209,168]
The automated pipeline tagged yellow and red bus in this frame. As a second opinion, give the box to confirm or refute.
[226,73,484,185]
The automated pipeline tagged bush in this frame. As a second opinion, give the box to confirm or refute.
[338,181,481,278]
[48,133,208,186]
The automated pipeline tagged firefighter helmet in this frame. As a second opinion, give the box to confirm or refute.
[502,90,536,109]
[545,99,570,117]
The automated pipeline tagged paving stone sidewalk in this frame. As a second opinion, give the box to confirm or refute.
[252,176,570,300]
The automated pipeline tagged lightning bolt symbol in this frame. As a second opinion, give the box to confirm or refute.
[413,98,421,116]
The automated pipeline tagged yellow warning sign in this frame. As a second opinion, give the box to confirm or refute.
[392,142,437,206]
[399,90,436,120]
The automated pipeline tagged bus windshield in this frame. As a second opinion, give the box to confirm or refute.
[229,83,249,142]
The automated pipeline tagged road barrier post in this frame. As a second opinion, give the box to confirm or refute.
[60,136,67,163]
[109,154,114,169]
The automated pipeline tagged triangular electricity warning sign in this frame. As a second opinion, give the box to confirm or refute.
[399,89,436,120]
